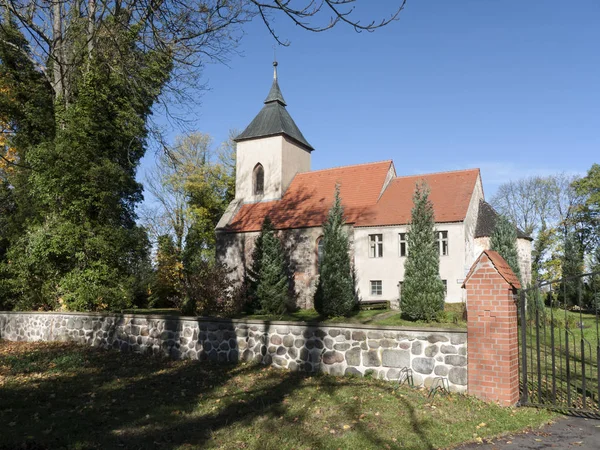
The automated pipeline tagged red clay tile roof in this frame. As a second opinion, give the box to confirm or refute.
[463,249,522,289]
[486,250,522,289]
[225,164,481,233]
[356,169,480,227]
[226,161,394,232]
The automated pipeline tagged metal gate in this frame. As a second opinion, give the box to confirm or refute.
[518,271,600,416]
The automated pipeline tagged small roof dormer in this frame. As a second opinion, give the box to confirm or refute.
[235,61,314,152]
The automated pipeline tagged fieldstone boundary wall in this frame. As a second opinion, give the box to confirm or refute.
[0,312,467,392]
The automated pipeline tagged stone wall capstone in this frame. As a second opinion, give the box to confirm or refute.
[0,312,467,392]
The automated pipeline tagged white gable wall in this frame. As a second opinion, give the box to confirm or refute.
[281,137,311,196]
[353,222,467,307]
[463,174,485,273]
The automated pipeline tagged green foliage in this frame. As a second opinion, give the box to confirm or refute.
[256,228,290,315]
[57,264,134,312]
[245,217,273,313]
[6,214,151,311]
[400,181,445,321]
[150,235,183,309]
[0,12,55,155]
[588,246,600,311]
[573,163,600,248]
[168,132,235,261]
[146,131,237,315]
[490,214,522,282]
[0,19,169,312]
[314,186,356,317]
[0,14,55,310]
[525,285,546,321]
[560,232,584,307]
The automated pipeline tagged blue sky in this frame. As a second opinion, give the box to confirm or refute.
[139,0,599,202]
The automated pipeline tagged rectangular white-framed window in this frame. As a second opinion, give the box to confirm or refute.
[398,233,408,257]
[442,279,447,294]
[369,234,383,258]
[370,280,382,296]
[437,231,449,256]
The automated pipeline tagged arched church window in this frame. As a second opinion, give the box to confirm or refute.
[316,236,324,272]
[254,163,264,195]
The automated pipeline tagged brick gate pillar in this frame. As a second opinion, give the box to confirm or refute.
[462,250,521,406]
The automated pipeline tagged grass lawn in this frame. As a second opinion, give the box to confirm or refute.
[121,304,467,329]
[121,308,182,316]
[233,304,467,329]
[0,340,553,449]
[117,305,469,331]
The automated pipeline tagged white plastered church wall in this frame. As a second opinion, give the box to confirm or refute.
[354,223,467,307]
[234,136,310,204]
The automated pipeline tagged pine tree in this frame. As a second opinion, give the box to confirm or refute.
[256,228,290,315]
[245,217,274,312]
[401,181,445,321]
[314,186,356,317]
[490,214,522,282]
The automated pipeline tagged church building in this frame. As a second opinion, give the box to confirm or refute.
[216,62,532,309]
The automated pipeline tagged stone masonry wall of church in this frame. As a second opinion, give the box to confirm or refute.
[0,312,467,392]
[217,226,355,310]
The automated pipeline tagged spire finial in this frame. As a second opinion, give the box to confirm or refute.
[273,45,278,80]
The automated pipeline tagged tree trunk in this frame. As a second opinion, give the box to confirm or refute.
[51,0,64,101]
[87,0,96,69]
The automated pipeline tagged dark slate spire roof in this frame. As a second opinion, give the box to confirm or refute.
[235,61,314,151]
[475,200,532,240]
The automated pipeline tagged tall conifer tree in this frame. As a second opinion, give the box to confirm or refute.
[401,181,445,321]
[490,214,522,282]
[314,186,356,317]
[246,216,274,312]
[256,227,290,315]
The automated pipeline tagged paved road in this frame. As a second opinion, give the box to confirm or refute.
[457,415,600,449]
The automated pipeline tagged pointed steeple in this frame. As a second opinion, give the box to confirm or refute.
[264,61,287,105]
[235,60,313,151]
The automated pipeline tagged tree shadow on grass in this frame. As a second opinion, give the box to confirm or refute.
[318,375,436,450]
[0,341,438,449]
[1,343,325,449]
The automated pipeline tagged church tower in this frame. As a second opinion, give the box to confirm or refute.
[233,61,313,203]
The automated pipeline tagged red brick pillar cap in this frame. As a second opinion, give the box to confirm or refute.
[462,250,521,289]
